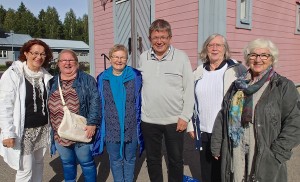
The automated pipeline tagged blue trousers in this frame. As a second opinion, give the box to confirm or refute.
[106,140,138,182]
[55,141,97,182]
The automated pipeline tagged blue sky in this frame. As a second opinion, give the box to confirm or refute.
[1,0,88,21]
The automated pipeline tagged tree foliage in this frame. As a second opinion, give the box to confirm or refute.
[0,3,89,44]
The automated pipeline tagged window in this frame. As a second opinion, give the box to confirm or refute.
[0,50,8,58]
[236,0,252,29]
[116,0,129,5]
[296,4,300,34]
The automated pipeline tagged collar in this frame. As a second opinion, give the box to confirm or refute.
[203,59,229,71]
[148,46,173,61]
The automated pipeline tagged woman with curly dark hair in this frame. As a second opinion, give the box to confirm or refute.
[0,39,53,182]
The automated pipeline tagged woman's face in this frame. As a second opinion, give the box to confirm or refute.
[24,44,46,72]
[110,50,128,74]
[58,52,78,78]
[248,48,273,77]
[207,36,226,64]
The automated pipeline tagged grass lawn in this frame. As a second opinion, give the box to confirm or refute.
[0,65,7,71]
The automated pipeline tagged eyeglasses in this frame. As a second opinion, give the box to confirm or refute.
[151,36,170,42]
[248,53,272,60]
[29,51,46,58]
[207,43,224,49]
[111,56,127,61]
[59,59,76,63]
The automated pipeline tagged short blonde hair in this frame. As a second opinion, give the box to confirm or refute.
[109,44,128,59]
[58,49,79,63]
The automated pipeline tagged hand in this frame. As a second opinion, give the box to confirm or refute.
[2,138,15,148]
[214,155,220,160]
[188,131,195,139]
[176,118,188,132]
[84,125,97,139]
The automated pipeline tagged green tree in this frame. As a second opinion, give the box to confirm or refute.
[14,2,37,35]
[3,9,16,32]
[80,14,89,44]
[35,9,46,38]
[63,9,77,40]
[44,6,63,39]
[0,5,7,28]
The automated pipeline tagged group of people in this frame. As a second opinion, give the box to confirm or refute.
[0,18,299,182]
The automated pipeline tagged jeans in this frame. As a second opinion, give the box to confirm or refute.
[141,122,184,182]
[106,140,138,182]
[16,147,44,182]
[55,141,96,182]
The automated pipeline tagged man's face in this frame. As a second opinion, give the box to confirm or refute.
[150,30,171,57]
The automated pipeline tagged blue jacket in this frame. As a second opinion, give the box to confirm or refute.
[92,67,144,156]
[49,70,101,155]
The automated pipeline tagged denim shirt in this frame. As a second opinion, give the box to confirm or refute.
[48,70,100,126]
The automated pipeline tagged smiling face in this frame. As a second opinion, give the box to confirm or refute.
[24,44,46,72]
[248,48,273,77]
[58,51,78,80]
[110,50,128,75]
[150,30,171,58]
[207,36,226,64]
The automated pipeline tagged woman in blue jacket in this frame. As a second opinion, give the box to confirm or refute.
[93,44,144,182]
[48,49,100,182]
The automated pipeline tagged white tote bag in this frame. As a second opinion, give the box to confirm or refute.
[57,77,91,142]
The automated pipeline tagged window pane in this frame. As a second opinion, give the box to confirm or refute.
[240,0,246,20]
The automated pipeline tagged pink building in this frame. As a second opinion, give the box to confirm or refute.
[88,0,300,83]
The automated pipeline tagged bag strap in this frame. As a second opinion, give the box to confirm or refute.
[57,77,66,106]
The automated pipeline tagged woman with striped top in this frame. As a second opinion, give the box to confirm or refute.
[48,49,100,182]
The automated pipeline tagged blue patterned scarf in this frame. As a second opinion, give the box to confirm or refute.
[229,66,274,147]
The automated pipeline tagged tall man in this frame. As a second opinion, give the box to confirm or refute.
[138,19,194,182]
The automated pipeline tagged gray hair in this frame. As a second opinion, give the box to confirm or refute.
[243,39,278,66]
[149,19,172,38]
[199,33,231,62]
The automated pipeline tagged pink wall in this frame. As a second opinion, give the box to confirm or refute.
[227,0,300,83]
[93,0,114,76]
[93,0,300,83]
[155,0,199,69]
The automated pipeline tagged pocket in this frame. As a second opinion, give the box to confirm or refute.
[163,73,182,87]
[256,147,282,181]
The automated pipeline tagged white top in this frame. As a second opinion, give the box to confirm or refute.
[195,64,227,133]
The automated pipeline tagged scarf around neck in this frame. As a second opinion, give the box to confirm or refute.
[228,66,274,147]
[103,66,135,158]
[23,61,46,115]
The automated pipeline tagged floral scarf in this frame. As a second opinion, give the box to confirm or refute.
[228,66,275,147]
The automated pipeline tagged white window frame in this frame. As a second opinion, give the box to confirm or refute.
[296,3,300,34]
[0,50,8,58]
[236,0,252,29]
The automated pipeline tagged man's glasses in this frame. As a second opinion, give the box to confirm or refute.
[248,53,272,60]
[29,51,46,58]
[151,36,170,42]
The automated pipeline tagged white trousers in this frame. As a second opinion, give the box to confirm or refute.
[15,148,45,182]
